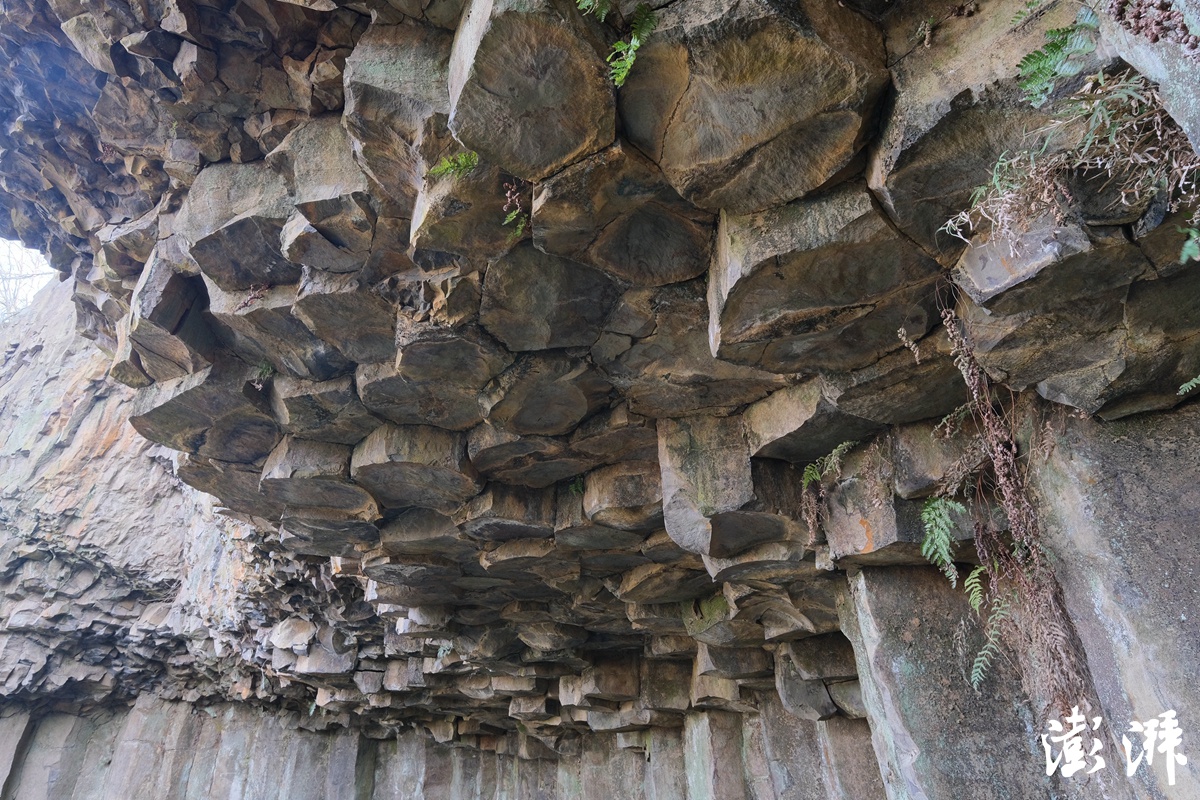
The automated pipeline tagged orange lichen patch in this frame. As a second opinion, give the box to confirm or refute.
[857,517,874,553]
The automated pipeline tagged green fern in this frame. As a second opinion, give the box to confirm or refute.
[801,440,858,490]
[1180,374,1200,395]
[1180,226,1200,264]
[575,0,613,21]
[607,4,656,87]
[629,4,656,41]
[971,594,1011,690]
[429,151,478,180]
[1017,6,1099,107]
[576,0,656,87]
[964,565,987,612]
[503,209,529,243]
[921,498,967,587]
[801,463,822,490]
[1011,0,1042,25]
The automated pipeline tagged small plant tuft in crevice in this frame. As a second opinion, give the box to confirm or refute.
[798,440,858,541]
[942,71,1200,256]
[428,151,478,180]
[502,179,531,243]
[576,0,657,87]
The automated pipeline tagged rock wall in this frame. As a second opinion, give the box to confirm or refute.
[1,0,1199,796]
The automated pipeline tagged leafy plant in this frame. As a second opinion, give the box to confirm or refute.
[568,476,585,496]
[915,17,937,48]
[801,440,857,490]
[920,498,967,586]
[576,0,613,20]
[252,359,275,391]
[937,306,1092,716]
[576,0,657,87]
[798,440,858,540]
[502,179,531,243]
[1017,6,1099,107]
[942,72,1200,252]
[971,594,1011,690]
[1179,374,1200,395]
[1180,226,1200,263]
[429,151,478,180]
[1011,0,1044,25]
[964,565,987,612]
[608,5,657,87]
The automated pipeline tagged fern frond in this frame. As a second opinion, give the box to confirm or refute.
[428,151,478,180]
[605,4,656,87]
[801,463,823,490]
[1017,7,1099,107]
[1179,226,1200,264]
[964,565,987,612]
[576,0,612,21]
[820,440,857,477]
[630,3,656,40]
[970,595,1011,690]
[1179,373,1200,396]
[920,498,967,586]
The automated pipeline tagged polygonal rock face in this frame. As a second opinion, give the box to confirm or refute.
[363,553,463,596]
[743,381,883,465]
[455,485,556,541]
[130,363,280,464]
[291,270,397,365]
[177,454,286,519]
[260,437,380,519]
[482,354,612,437]
[532,142,714,287]
[955,225,1156,413]
[822,328,968,428]
[619,0,887,214]
[269,375,382,445]
[173,161,299,291]
[350,423,481,513]
[410,159,514,264]
[379,508,476,558]
[204,278,354,382]
[448,0,614,181]
[279,511,381,558]
[357,327,512,430]
[825,451,970,567]
[569,403,658,465]
[583,461,664,532]
[480,243,619,352]
[658,415,753,557]
[615,561,712,604]
[122,250,214,383]
[467,423,594,488]
[709,183,941,374]
[596,281,787,418]
[268,117,376,272]
[342,21,454,215]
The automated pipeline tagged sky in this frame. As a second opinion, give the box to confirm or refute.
[0,238,54,324]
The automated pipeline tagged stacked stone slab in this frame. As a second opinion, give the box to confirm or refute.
[1,0,1199,795]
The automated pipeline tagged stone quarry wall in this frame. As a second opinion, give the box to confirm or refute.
[1,0,1200,796]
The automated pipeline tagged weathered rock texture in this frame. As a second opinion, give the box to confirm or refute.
[1,0,1199,795]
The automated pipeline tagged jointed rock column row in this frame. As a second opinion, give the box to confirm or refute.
[1,0,1198,796]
